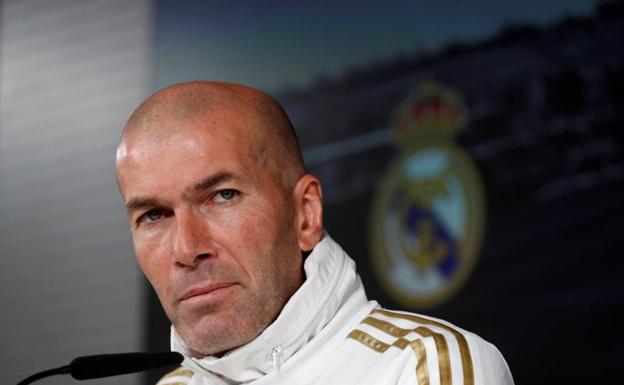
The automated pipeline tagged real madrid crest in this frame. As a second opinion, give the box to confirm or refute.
[369,81,486,309]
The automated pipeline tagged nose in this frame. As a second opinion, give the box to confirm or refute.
[172,209,214,268]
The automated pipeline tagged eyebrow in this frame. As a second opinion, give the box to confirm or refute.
[182,171,235,199]
[125,172,236,214]
[125,197,163,213]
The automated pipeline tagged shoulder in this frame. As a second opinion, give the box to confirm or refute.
[155,367,195,385]
[345,307,513,385]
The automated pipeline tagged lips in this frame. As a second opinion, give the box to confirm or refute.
[179,282,236,302]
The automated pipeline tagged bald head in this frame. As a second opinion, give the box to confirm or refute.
[119,81,305,189]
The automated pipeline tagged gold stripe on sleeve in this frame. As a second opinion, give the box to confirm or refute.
[373,309,474,385]
[414,326,451,385]
[360,316,450,385]
[347,329,391,353]
[362,316,410,338]
[410,339,430,385]
[392,337,410,349]
[160,368,194,380]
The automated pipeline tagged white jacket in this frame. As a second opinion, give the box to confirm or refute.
[158,235,514,385]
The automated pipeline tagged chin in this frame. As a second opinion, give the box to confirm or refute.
[177,313,259,357]
[174,289,283,356]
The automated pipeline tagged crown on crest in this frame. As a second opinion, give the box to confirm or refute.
[391,81,467,144]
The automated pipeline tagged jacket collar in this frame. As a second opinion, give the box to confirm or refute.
[171,233,360,384]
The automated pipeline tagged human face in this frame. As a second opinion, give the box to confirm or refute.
[116,117,304,356]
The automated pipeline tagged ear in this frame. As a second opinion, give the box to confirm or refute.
[293,174,324,251]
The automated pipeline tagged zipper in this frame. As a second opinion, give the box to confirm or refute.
[271,346,283,370]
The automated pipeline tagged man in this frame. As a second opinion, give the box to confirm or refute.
[115,81,513,385]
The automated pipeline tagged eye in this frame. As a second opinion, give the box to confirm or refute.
[214,189,239,203]
[137,208,165,225]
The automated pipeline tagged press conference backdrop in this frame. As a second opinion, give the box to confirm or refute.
[148,1,624,384]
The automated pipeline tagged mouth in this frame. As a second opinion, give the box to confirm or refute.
[180,282,237,302]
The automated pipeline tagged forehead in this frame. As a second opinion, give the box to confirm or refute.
[116,115,265,193]
[132,105,266,155]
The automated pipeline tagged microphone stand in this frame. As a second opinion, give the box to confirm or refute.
[17,366,72,385]
[16,352,183,385]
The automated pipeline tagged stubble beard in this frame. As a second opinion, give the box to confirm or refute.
[175,286,278,357]
[172,224,302,357]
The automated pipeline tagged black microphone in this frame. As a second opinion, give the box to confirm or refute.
[17,352,184,385]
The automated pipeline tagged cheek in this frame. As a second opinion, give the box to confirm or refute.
[212,204,281,276]
[222,214,269,261]
[133,232,171,298]
[212,198,275,241]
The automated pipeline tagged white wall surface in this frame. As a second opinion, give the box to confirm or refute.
[0,1,153,384]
